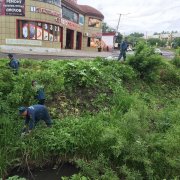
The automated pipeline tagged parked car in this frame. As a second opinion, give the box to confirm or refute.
[155,48,163,55]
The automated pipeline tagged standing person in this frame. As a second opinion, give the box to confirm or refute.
[19,105,52,135]
[32,80,46,105]
[8,53,20,74]
[118,39,128,61]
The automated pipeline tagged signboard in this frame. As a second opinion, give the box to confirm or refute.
[0,0,25,16]
[6,39,42,46]
[88,18,101,28]
[30,6,61,17]
[55,17,80,30]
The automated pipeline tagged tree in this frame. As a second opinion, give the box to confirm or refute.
[102,22,115,33]
[129,32,144,38]
[147,38,166,47]
[115,32,123,44]
[172,37,180,48]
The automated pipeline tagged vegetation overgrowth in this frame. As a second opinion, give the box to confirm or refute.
[0,43,180,179]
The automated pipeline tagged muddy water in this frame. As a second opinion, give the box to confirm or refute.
[9,163,79,180]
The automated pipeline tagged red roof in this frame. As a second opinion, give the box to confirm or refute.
[62,0,104,19]
[79,5,104,19]
[102,32,116,36]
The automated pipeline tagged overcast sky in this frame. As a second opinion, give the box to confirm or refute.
[78,0,180,35]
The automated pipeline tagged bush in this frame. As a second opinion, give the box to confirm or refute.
[128,42,163,81]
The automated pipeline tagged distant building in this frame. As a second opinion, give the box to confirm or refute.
[102,32,116,51]
[0,0,104,52]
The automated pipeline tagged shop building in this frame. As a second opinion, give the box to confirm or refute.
[0,0,104,52]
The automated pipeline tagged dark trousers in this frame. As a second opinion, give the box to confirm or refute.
[38,99,45,105]
[118,51,126,61]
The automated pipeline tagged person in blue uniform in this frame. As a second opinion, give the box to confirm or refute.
[8,53,20,74]
[32,80,46,105]
[19,105,52,135]
[118,40,128,61]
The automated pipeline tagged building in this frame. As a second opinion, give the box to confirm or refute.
[102,32,115,51]
[0,0,104,52]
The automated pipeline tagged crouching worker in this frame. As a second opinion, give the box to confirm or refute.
[8,53,20,74]
[32,80,46,105]
[19,105,52,136]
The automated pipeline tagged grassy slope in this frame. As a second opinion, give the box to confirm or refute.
[0,56,180,179]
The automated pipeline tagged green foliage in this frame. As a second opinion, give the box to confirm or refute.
[172,48,180,67]
[128,42,163,81]
[147,38,167,47]
[172,37,180,48]
[0,56,180,179]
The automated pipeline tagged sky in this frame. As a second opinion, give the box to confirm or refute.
[78,0,180,35]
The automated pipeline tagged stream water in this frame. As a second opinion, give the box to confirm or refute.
[8,163,79,180]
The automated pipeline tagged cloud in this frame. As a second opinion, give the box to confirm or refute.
[78,0,180,34]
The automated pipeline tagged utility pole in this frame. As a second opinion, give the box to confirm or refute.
[113,13,130,50]
[116,13,130,34]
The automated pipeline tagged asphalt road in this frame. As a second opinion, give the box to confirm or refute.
[161,50,175,59]
[0,52,95,60]
[0,50,175,60]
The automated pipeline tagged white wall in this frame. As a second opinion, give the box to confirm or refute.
[102,36,114,48]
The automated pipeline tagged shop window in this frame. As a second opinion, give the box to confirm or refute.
[43,23,49,41]
[54,25,60,42]
[37,22,42,40]
[17,20,61,42]
[22,21,29,39]
[87,37,91,47]
[49,24,54,41]
[29,22,36,39]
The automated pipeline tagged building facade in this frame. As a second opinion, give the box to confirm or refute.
[0,0,104,51]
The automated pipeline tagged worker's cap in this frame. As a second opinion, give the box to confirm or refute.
[18,106,27,114]
[8,53,13,58]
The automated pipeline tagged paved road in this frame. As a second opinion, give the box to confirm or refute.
[0,50,175,60]
[0,52,97,60]
[109,50,175,60]
[161,50,175,59]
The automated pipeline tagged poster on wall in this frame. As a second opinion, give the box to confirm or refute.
[3,0,25,16]
[90,38,101,48]
[88,18,101,28]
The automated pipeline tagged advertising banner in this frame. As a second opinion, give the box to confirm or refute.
[88,18,101,28]
[1,0,25,16]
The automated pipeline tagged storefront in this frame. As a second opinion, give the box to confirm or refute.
[0,0,104,52]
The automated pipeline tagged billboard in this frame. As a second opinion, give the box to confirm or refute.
[0,0,25,16]
[88,18,101,28]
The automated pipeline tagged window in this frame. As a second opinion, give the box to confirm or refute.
[62,6,78,23]
[29,22,36,39]
[17,20,61,42]
[79,14,84,25]
[37,22,42,40]
[54,25,60,42]
[87,37,90,47]
[43,23,49,40]
[22,21,29,39]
